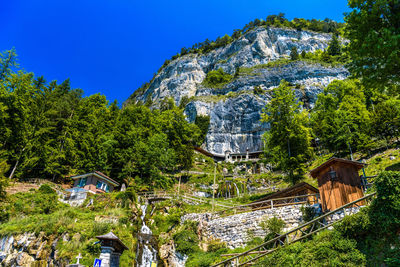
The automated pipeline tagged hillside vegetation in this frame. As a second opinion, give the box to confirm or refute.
[1,0,400,266]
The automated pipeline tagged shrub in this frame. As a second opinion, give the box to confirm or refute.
[173,220,199,255]
[300,205,318,222]
[256,230,366,266]
[202,69,233,88]
[290,46,299,60]
[207,240,227,252]
[260,216,285,234]
[370,171,400,232]
[38,184,55,194]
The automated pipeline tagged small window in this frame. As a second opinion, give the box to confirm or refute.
[79,178,87,187]
[96,180,109,192]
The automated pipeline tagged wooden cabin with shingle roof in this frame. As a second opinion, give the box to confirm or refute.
[310,157,365,211]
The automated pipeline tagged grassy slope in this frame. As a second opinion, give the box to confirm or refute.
[0,188,137,266]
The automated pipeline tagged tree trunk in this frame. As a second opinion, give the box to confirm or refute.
[8,147,25,180]
[8,158,19,180]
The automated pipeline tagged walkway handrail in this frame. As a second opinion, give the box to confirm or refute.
[212,192,376,267]
[217,193,319,216]
[138,191,235,208]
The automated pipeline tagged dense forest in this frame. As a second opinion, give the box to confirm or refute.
[1,0,400,190]
[0,54,209,188]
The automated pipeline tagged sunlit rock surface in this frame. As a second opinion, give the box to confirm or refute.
[130,27,349,154]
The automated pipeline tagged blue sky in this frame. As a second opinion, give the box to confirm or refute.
[0,0,349,104]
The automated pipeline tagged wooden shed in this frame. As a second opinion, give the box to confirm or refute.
[250,182,319,209]
[310,157,365,212]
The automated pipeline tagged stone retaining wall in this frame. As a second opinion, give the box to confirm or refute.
[182,205,365,249]
[182,205,304,249]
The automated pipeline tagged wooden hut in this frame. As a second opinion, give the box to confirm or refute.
[250,182,319,210]
[310,157,365,212]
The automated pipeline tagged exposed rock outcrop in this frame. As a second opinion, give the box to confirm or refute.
[131,26,349,154]
[0,233,68,267]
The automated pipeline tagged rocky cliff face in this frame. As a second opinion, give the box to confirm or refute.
[131,26,349,154]
[0,233,70,267]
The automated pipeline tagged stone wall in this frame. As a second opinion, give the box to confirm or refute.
[182,205,304,249]
[181,205,365,249]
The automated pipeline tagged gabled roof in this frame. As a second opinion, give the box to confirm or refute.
[310,157,365,178]
[70,171,119,186]
[251,182,319,203]
[194,146,225,159]
[96,231,128,250]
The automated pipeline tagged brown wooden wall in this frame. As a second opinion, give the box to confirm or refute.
[317,162,364,211]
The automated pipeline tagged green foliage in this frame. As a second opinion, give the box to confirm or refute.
[38,184,55,194]
[300,206,318,222]
[173,220,200,255]
[370,171,400,230]
[194,115,210,146]
[202,68,233,88]
[345,0,400,89]
[262,80,313,184]
[332,171,400,266]
[207,240,227,252]
[256,230,366,266]
[0,50,201,187]
[0,190,135,264]
[290,46,299,60]
[0,154,9,200]
[260,216,285,234]
[327,34,342,56]
[311,79,372,153]
[372,99,400,141]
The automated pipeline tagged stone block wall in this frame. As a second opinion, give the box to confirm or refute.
[182,205,304,249]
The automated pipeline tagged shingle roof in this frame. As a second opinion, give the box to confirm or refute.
[70,171,120,186]
[310,157,365,178]
[96,231,128,250]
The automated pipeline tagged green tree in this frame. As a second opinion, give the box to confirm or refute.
[203,68,232,88]
[345,0,400,88]
[261,80,313,184]
[372,99,400,143]
[290,46,299,61]
[194,115,210,146]
[311,79,371,153]
[0,152,9,200]
[327,34,341,56]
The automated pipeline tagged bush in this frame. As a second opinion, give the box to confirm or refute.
[38,184,55,194]
[300,206,318,222]
[202,69,233,88]
[290,47,299,60]
[256,230,366,266]
[207,240,227,252]
[260,216,285,234]
[173,220,199,255]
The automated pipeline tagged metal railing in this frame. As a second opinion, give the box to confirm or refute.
[212,192,376,266]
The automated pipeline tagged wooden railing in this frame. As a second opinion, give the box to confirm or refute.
[138,191,234,209]
[216,193,319,217]
[211,192,376,266]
